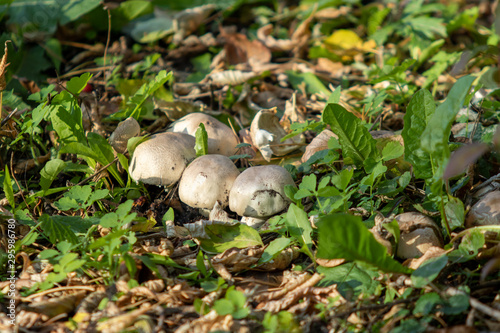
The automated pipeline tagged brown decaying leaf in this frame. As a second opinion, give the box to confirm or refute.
[301,129,338,163]
[25,291,88,318]
[172,5,216,45]
[13,153,51,174]
[443,143,489,181]
[175,310,233,333]
[255,272,344,312]
[405,246,448,269]
[0,41,10,91]
[258,246,301,271]
[220,28,272,67]
[256,24,295,52]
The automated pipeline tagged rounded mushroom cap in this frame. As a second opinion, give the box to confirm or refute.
[168,113,239,156]
[466,191,500,227]
[229,165,295,218]
[395,212,443,259]
[129,132,196,186]
[109,117,141,154]
[179,154,240,209]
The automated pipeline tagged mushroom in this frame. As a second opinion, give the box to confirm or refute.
[129,132,196,187]
[250,109,305,162]
[178,154,240,214]
[395,212,444,259]
[109,117,140,154]
[229,165,295,228]
[466,191,500,227]
[168,113,239,156]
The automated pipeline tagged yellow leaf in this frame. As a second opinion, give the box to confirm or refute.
[324,30,362,50]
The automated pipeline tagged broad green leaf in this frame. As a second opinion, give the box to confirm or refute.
[317,262,380,298]
[299,174,317,193]
[40,159,66,193]
[116,0,153,20]
[382,141,404,161]
[421,76,475,178]
[198,223,263,253]
[331,168,354,191]
[322,103,379,168]
[444,195,465,231]
[413,292,441,315]
[3,167,15,209]
[402,89,435,179]
[195,123,208,157]
[258,237,292,265]
[286,71,330,96]
[40,214,79,244]
[370,59,416,84]
[411,255,448,288]
[317,214,411,273]
[285,204,313,257]
[66,73,92,95]
[51,215,95,234]
[54,186,93,211]
[50,104,86,144]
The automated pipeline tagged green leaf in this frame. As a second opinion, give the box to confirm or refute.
[421,76,475,178]
[411,255,448,288]
[214,299,235,316]
[40,214,79,244]
[285,204,313,257]
[50,104,86,144]
[317,214,411,273]
[195,123,208,157]
[444,195,465,231]
[3,167,15,209]
[258,237,292,265]
[299,174,317,193]
[66,73,92,95]
[198,223,263,253]
[402,89,435,179]
[413,292,441,315]
[286,71,330,96]
[382,141,404,161]
[40,159,66,193]
[322,103,379,169]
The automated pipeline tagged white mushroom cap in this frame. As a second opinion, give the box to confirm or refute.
[229,165,295,218]
[179,154,240,209]
[129,132,196,186]
[109,117,140,154]
[466,190,500,227]
[168,113,239,156]
[395,212,443,259]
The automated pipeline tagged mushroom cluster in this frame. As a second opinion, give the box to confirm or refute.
[129,115,296,226]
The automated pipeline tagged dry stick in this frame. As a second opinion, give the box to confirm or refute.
[103,8,112,81]
[75,156,119,187]
[471,172,500,193]
[21,286,95,302]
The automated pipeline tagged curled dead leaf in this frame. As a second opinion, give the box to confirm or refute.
[250,108,305,162]
[0,41,10,92]
[301,129,338,163]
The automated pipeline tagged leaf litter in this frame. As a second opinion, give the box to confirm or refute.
[1,1,500,332]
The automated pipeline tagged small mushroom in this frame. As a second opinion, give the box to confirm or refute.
[466,191,500,227]
[129,132,196,187]
[229,165,295,227]
[395,212,444,259]
[250,109,305,162]
[168,113,239,156]
[109,117,140,154]
[178,154,240,214]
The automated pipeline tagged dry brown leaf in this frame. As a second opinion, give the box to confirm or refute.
[211,246,264,273]
[315,257,346,268]
[208,70,257,86]
[301,129,337,163]
[280,93,306,132]
[97,304,154,333]
[258,246,301,270]
[0,41,10,92]
[142,279,165,293]
[25,291,87,318]
[255,273,343,312]
[220,28,271,67]
[14,153,51,174]
[172,5,216,44]
[290,6,317,58]
[175,310,233,333]
[257,24,295,52]
[253,270,310,303]
[406,246,448,269]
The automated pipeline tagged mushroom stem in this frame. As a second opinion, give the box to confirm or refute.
[241,216,267,229]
